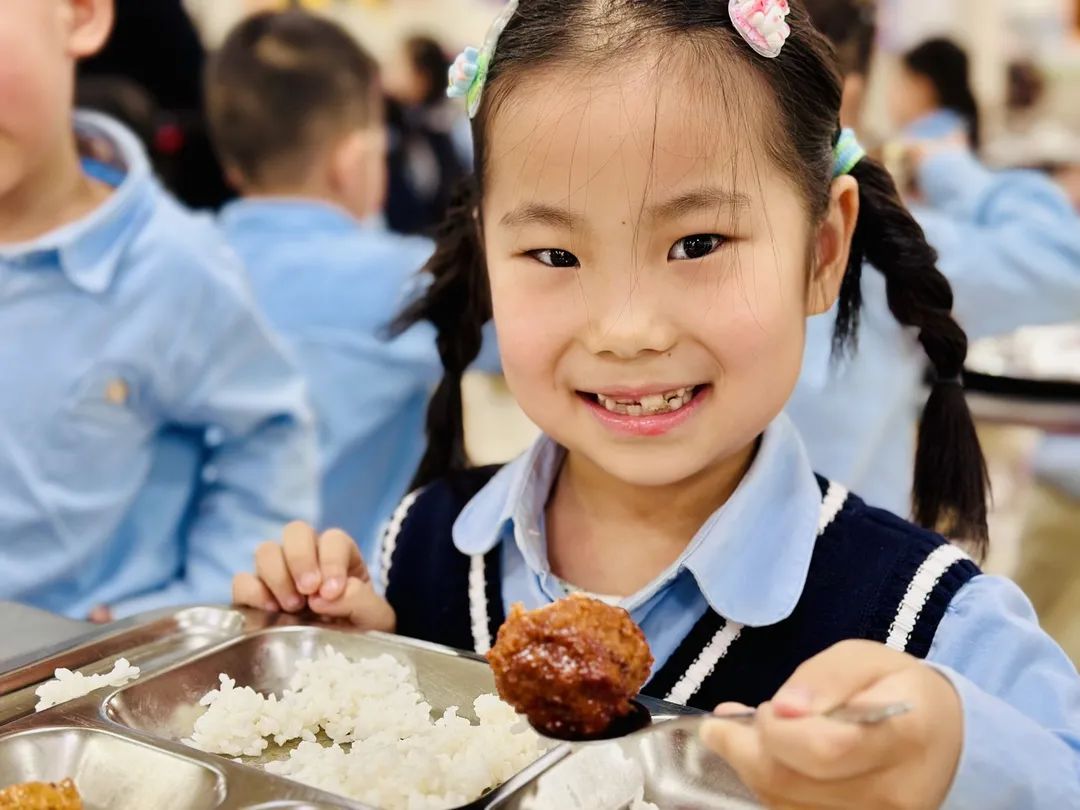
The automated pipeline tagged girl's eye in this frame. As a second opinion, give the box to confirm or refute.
[528,248,580,268]
[669,234,725,261]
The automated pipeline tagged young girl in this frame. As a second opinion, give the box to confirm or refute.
[233,1,1080,806]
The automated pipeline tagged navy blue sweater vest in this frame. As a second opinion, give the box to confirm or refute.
[382,467,979,712]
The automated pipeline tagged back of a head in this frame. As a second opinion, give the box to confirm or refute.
[206,10,379,189]
[803,0,877,77]
[405,35,451,108]
[903,37,981,148]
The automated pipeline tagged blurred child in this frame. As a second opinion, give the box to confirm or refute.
[788,0,1080,517]
[0,0,318,619]
[236,2,1078,807]
[383,35,470,236]
[207,11,456,559]
[889,37,982,149]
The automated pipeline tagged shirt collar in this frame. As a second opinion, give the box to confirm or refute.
[452,414,824,627]
[220,198,380,237]
[0,111,154,294]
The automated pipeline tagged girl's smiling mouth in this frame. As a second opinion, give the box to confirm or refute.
[577,384,711,436]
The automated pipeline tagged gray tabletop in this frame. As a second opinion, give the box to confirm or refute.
[0,602,91,670]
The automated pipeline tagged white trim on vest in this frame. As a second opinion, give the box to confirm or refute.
[818,482,849,535]
[885,543,970,653]
[663,481,846,706]
[469,554,493,654]
[378,489,421,594]
[664,620,744,706]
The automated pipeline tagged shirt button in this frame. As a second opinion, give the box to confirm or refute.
[105,378,129,406]
[205,426,226,447]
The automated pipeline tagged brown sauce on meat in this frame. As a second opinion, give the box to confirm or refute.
[488,594,653,738]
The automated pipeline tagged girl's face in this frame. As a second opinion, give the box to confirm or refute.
[482,53,850,488]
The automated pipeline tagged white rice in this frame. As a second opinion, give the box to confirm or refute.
[34,657,141,712]
[184,645,544,809]
[522,744,660,810]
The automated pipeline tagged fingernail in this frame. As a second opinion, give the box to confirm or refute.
[299,572,321,593]
[284,597,304,612]
[775,686,814,713]
[264,601,279,613]
[321,577,344,598]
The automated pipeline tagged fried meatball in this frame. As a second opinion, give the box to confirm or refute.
[487,594,653,738]
[0,779,82,810]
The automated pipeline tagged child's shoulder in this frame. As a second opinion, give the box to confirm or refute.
[115,190,257,308]
[816,479,980,561]
[395,466,505,531]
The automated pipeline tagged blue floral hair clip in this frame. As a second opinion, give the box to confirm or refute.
[447,0,520,119]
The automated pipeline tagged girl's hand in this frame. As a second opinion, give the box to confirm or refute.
[232,522,395,632]
[701,640,963,810]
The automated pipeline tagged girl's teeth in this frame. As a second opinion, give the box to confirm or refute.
[594,387,696,416]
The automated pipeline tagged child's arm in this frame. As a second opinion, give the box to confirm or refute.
[702,577,1080,809]
[232,522,395,631]
[913,149,1080,340]
[108,254,319,618]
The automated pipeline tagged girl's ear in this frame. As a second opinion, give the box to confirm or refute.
[807,175,860,316]
[63,0,114,59]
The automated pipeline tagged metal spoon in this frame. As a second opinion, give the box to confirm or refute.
[531,699,914,745]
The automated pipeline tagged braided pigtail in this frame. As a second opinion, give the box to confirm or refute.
[393,180,491,490]
[833,155,990,555]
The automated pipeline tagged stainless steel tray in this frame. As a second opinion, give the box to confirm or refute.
[0,606,760,809]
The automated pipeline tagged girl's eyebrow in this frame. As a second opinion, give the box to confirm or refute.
[499,187,750,229]
[500,203,579,229]
[649,188,752,222]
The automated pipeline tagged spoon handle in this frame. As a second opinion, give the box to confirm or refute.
[715,700,914,726]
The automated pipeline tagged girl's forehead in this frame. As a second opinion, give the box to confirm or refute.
[483,52,775,203]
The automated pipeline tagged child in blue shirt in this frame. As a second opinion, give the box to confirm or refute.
[206,11,472,560]
[235,1,1079,807]
[0,0,318,619]
[787,1,1080,516]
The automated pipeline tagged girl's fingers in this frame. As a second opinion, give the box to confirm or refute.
[282,522,321,595]
[756,701,883,782]
[702,717,868,809]
[773,640,909,718]
[700,718,812,808]
[254,541,304,613]
[714,701,753,716]
[309,577,395,631]
[232,571,279,613]
[316,529,367,600]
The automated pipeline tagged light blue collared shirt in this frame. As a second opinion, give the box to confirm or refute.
[448,416,1080,808]
[787,146,1080,514]
[0,113,319,619]
[220,198,446,559]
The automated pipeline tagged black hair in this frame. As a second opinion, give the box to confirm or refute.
[404,35,453,108]
[205,10,380,186]
[803,0,877,77]
[395,0,990,552]
[903,37,982,151]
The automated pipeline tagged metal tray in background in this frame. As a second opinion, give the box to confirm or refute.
[0,607,761,809]
[0,605,249,724]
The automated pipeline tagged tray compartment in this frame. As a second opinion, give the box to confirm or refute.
[0,726,225,810]
[106,627,504,741]
[493,718,762,809]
